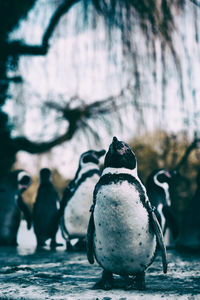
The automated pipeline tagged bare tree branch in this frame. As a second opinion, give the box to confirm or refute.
[6,42,48,55]
[12,85,130,155]
[42,0,80,46]
[13,123,77,154]
[175,138,200,170]
[189,0,200,8]
[45,87,129,124]
[7,0,81,56]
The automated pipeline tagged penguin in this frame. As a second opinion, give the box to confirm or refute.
[176,168,200,251]
[146,169,179,244]
[0,170,32,246]
[60,149,106,251]
[33,168,62,248]
[87,137,167,290]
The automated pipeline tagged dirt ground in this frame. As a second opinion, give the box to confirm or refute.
[0,222,199,300]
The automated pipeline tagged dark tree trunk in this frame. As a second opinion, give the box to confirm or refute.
[0,0,80,176]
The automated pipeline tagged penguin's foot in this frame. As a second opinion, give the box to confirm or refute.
[66,239,87,252]
[74,239,86,252]
[36,243,46,249]
[93,270,113,290]
[135,271,146,290]
[123,276,135,290]
[36,241,46,249]
[66,241,74,252]
[50,240,63,248]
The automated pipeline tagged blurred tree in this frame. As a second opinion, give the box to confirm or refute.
[1,0,199,176]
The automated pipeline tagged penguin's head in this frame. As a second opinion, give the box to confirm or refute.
[40,168,52,184]
[80,149,106,167]
[151,169,173,206]
[154,169,172,185]
[104,136,137,170]
[16,170,32,193]
[147,169,178,188]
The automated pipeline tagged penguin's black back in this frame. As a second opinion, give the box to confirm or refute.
[33,180,60,239]
[182,170,200,228]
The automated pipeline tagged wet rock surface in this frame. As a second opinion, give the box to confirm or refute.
[0,222,200,299]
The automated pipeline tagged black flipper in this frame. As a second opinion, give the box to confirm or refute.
[162,205,179,239]
[60,215,69,241]
[154,209,162,227]
[147,201,168,274]
[87,205,95,264]
[17,194,32,230]
[59,185,74,217]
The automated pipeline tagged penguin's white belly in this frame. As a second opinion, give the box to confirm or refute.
[94,181,157,275]
[64,175,99,237]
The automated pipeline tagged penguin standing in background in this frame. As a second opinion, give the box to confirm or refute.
[0,170,32,246]
[176,168,200,251]
[146,169,179,243]
[87,137,167,290]
[60,149,106,251]
[33,168,61,248]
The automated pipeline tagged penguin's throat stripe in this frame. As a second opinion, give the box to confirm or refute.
[72,169,100,191]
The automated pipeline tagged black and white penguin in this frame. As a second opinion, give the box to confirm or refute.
[0,170,32,246]
[146,169,179,244]
[33,168,62,248]
[87,137,167,290]
[60,149,106,251]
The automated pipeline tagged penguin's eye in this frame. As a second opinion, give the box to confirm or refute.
[82,156,91,163]
[82,154,99,164]
[19,176,31,185]
[157,173,170,183]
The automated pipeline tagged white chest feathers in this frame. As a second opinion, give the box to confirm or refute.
[64,173,99,238]
[94,181,157,275]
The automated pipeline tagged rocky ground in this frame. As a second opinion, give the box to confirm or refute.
[0,222,199,299]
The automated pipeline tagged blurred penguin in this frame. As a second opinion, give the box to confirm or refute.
[0,170,32,246]
[176,168,200,251]
[33,168,62,248]
[146,169,179,245]
[60,149,105,251]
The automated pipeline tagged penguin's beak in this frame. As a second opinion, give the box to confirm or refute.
[113,136,118,143]
[112,136,127,154]
[96,149,106,158]
[164,171,171,178]
[91,150,106,164]
[112,136,119,151]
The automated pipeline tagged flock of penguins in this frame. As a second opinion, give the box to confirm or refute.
[0,136,183,290]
